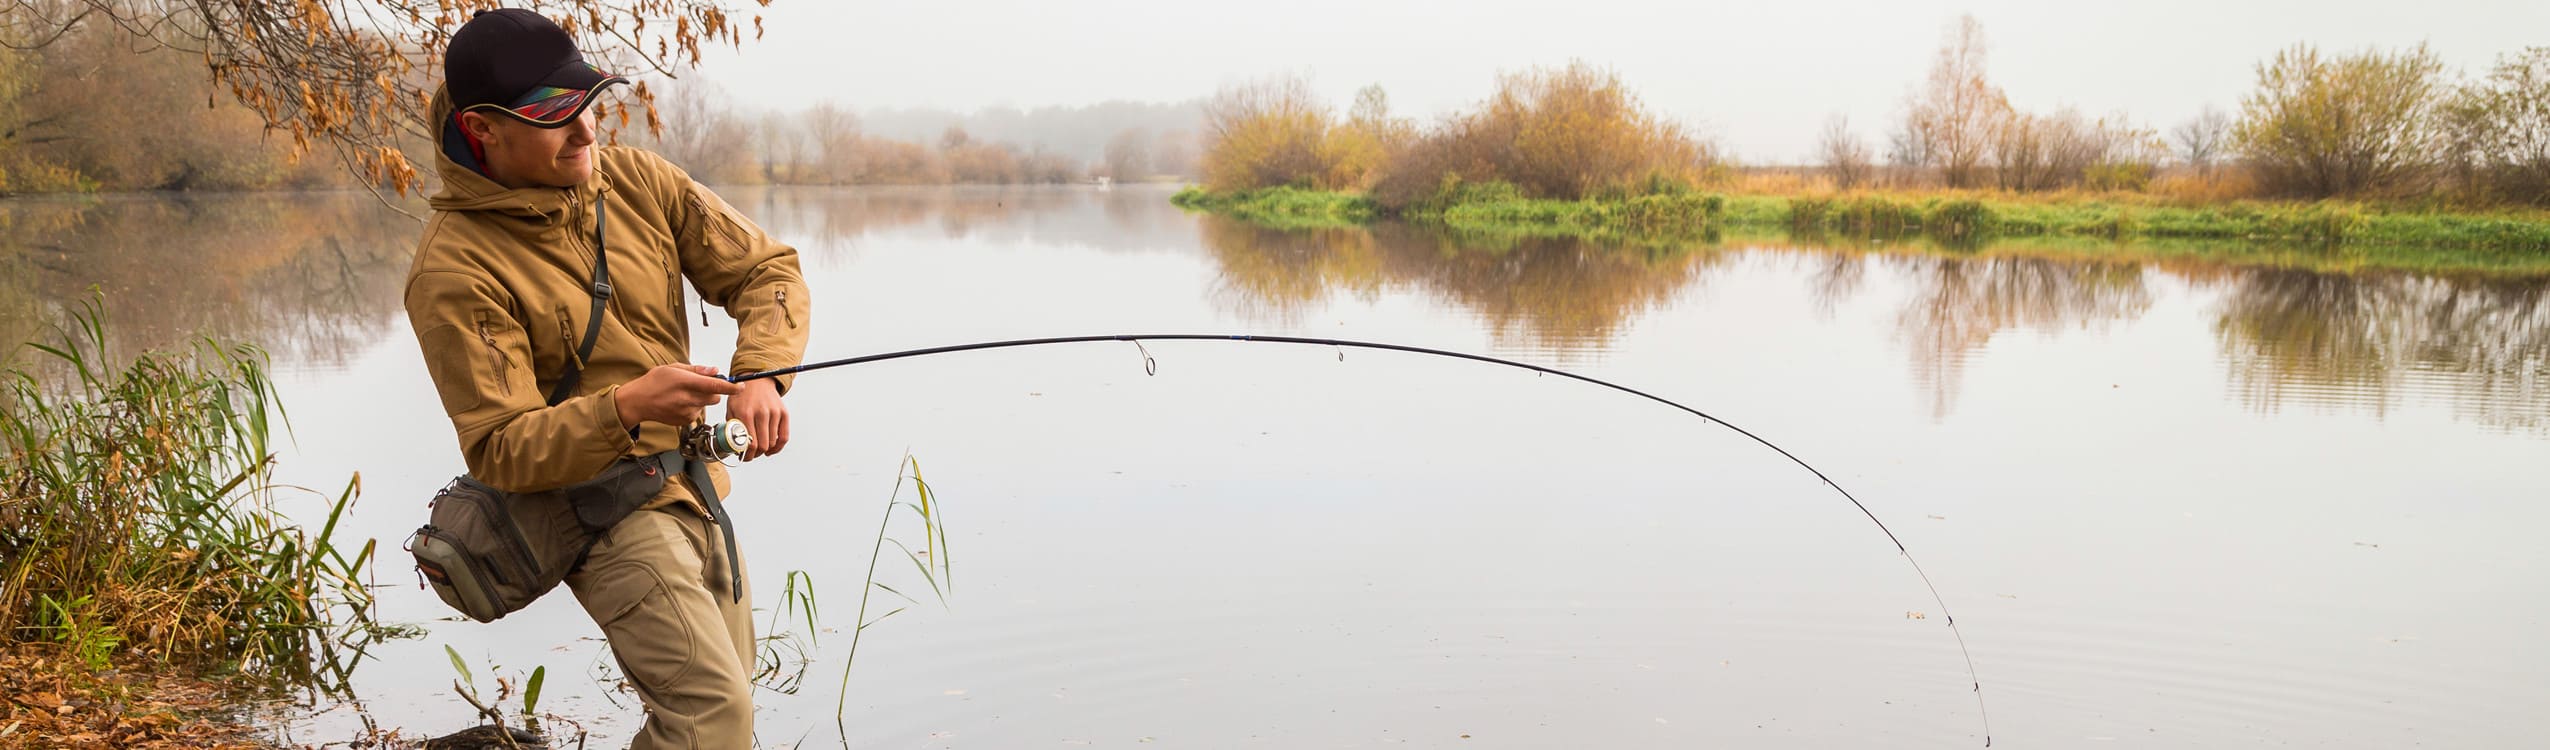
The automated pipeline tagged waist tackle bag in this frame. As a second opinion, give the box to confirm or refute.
[407,456,666,623]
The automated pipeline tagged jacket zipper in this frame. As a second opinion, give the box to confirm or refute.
[777,288,796,329]
[477,321,512,397]
[557,305,576,373]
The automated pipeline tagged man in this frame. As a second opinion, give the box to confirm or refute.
[404,9,808,747]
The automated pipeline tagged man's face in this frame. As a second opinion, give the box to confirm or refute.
[462,105,598,189]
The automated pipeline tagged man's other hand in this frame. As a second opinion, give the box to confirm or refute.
[617,364,743,429]
[725,378,789,461]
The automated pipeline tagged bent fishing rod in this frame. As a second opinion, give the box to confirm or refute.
[728,333,1992,746]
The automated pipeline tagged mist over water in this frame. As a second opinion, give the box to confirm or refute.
[6,186,2540,747]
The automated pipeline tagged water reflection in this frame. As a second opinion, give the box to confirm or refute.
[721,184,1199,256]
[1888,255,2153,418]
[0,193,414,368]
[1199,217,1725,360]
[8,186,2541,439]
[1192,218,2547,434]
[2212,270,2549,432]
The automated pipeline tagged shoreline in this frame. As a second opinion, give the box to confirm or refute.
[1171,186,2550,276]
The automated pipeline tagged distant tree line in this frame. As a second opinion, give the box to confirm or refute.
[623,82,1202,185]
[1821,14,2550,206]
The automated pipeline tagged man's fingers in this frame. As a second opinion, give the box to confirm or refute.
[751,411,779,459]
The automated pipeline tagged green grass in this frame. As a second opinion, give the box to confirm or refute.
[0,297,378,692]
[1172,186,1377,230]
[1176,185,2550,276]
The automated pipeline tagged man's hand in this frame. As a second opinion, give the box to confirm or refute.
[724,378,789,461]
[616,364,743,429]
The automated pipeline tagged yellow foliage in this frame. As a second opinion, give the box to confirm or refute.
[1485,61,1708,199]
[1201,75,1335,191]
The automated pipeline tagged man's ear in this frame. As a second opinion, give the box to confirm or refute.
[458,111,501,145]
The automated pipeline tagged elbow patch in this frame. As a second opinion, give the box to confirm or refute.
[418,323,488,415]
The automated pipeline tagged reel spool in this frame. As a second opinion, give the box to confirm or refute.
[682,419,752,461]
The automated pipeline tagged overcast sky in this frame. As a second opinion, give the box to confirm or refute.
[691,0,2548,163]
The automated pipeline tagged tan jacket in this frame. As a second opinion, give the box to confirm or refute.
[406,90,809,506]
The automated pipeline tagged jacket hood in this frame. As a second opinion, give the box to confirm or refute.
[427,85,598,218]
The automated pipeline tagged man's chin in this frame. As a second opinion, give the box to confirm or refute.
[545,163,595,188]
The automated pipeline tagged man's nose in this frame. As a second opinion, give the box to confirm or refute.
[565,110,598,146]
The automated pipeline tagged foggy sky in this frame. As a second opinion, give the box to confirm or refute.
[693,0,2549,164]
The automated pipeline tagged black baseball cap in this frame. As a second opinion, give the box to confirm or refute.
[444,9,626,128]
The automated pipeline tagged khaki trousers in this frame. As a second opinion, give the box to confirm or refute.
[566,507,755,748]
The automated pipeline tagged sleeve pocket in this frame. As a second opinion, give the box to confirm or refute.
[689,183,749,257]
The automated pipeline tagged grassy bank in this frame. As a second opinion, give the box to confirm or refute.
[2,300,378,746]
[1174,184,2550,274]
[1170,186,1377,229]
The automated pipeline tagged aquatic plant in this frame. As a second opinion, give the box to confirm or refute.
[0,297,376,692]
[833,455,954,735]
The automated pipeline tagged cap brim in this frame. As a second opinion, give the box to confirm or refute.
[468,62,626,128]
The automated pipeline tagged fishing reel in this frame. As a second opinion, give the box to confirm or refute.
[681,418,753,462]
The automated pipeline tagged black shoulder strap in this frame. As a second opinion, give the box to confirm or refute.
[546,202,612,406]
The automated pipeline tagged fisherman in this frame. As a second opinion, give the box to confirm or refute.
[404,9,808,746]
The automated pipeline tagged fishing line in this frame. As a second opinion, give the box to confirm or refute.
[733,333,1992,746]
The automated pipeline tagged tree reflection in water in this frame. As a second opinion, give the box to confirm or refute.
[1889,255,2154,418]
[1199,216,1724,363]
[0,194,416,368]
[1197,217,2547,434]
[2211,270,2548,432]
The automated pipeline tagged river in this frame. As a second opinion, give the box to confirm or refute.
[3,185,2541,748]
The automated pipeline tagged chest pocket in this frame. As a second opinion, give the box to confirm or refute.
[541,304,578,379]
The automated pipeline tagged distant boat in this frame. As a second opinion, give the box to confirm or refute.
[1090,176,1114,188]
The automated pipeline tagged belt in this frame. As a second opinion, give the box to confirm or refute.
[655,451,743,602]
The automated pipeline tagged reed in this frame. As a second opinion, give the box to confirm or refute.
[0,297,375,691]
[833,454,954,737]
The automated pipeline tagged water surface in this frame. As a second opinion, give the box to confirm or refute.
[5,186,2542,748]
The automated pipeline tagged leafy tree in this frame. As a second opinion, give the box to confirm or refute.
[1904,15,2008,188]
[2235,43,2449,198]
[2442,47,2550,205]
[0,0,772,194]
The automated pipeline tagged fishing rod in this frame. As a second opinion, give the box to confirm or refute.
[726,333,1993,746]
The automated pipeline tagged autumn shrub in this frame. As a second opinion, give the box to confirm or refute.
[1480,61,1714,199]
[1200,76,1337,191]
[1366,62,1718,210]
[2236,44,2451,199]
